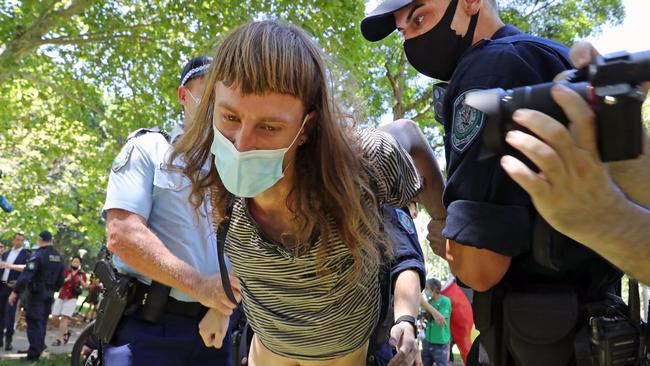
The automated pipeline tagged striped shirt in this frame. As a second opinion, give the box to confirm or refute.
[224,128,421,360]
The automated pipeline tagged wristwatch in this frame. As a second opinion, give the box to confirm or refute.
[394,315,418,336]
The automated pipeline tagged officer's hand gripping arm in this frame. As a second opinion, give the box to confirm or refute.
[107,209,241,311]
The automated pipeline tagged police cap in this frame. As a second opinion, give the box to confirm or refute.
[179,56,212,87]
[38,230,52,242]
[361,0,414,42]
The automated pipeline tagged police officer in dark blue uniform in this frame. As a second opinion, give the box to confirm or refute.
[9,230,64,362]
[362,1,623,365]
[367,204,427,366]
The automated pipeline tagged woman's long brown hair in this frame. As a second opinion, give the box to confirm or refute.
[171,20,390,281]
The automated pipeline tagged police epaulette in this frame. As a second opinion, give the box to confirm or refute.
[125,127,171,143]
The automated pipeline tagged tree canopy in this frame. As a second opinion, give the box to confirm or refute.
[0,0,628,260]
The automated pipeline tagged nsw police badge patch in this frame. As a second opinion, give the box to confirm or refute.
[112,144,134,173]
[451,89,484,153]
[396,209,416,235]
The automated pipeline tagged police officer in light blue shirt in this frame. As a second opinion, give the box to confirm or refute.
[102,56,239,366]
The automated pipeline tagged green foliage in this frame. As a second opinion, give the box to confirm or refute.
[500,0,624,45]
[1,353,70,366]
[0,0,626,255]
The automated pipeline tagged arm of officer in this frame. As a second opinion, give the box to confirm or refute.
[381,205,425,366]
[381,119,447,219]
[107,209,240,314]
[447,240,511,292]
[380,119,447,258]
[105,136,240,314]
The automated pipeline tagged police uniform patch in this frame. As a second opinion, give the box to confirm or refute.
[112,144,134,173]
[451,89,484,153]
[396,209,416,235]
[27,261,35,270]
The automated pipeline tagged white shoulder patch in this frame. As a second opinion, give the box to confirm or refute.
[112,144,134,173]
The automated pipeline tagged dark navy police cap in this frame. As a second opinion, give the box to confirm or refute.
[361,0,415,42]
[38,230,52,242]
[180,56,212,86]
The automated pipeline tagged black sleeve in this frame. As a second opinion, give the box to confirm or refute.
[55,265,65,290]
[13,255,38,295]
[442,44,570,256]
[382,206,426,291]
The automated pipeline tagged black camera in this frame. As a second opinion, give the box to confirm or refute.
[466,50,650,162]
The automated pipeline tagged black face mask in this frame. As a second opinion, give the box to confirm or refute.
[404,0,480,80]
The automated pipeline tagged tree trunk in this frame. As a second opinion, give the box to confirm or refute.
[0,0,91,84]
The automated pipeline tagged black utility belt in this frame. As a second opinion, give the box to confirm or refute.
[94,274,208,345]
[132,281,207,320]
[473,287,646,366]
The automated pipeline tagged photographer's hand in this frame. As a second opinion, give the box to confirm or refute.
[501,83,650,283]
[558,41,650,208]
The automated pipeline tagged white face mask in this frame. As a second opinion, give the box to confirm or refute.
[210,115,308,198]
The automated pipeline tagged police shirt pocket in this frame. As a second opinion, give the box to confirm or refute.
[152,165,200,229]
[153,166,192,192]
[503,290,578,366]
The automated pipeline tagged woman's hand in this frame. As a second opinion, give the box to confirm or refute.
[198,308,230,348]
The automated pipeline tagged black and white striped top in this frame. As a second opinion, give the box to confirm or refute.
[224,129,421,360]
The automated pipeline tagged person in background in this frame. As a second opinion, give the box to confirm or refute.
[9,230,64,362]
[51,255,87,346]
[0,232,30,351]
[440,278,473,364]
[420,278,452,366]
[78,274,101,322]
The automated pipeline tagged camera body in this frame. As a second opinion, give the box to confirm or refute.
[466,50,650,162]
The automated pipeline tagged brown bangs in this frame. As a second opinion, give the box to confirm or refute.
[211,21,320,106]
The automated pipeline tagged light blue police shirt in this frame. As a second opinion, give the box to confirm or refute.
[103,131,223,302]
